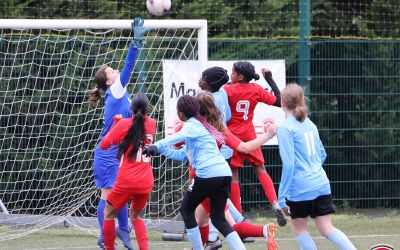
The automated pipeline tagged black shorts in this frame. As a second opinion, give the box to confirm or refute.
[286,194,336,219]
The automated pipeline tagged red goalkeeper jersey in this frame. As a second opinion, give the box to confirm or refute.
[101,116,156,193]
[224,83,276,140]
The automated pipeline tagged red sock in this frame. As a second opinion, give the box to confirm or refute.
[233,222,263,238]
[132,219,148,250]
[230,182,242,213]
[199,224,209,245]
[257,172,278,205]
[103,219,116,250]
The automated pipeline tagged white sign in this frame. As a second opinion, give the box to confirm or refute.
[162,60,286,145]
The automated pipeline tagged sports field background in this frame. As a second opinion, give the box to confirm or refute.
[1,1,399,249]
[2,210,399,249]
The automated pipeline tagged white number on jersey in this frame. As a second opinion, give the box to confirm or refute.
[236,100,250,121]
[304,131,316,156]
[135,134,153,162]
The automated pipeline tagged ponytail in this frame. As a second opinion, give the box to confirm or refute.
[177,95,225,145]
[118,110,146,161]
[88,88,102,106]
[197,92,226,134]
[89,64,108,105]
[118,93,150,161]
[293,105,308,122]
[195,114,225,145]
[281,83,308,122]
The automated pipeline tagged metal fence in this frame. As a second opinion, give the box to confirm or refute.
[208,39,400,210]
[1,37,399,213]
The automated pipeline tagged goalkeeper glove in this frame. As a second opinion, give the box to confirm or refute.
[143,144,157,157]
[132,18,149,48]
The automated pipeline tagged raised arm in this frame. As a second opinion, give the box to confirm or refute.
[143,121,198,157]
[158,145,188,161]
[261,68,281,107]
[120,18,149,87]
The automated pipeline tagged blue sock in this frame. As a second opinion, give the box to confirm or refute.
[186,226,204,250]
[225,231,246,250]
[117,204,129,231]
[295,232,317,250]
[227,199,244,223]
[97,199,106,232]
[327,228,356,250]
[208,221,219,241]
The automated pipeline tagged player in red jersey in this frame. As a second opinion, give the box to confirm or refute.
[224,61,287,227]
[100,93,156,250]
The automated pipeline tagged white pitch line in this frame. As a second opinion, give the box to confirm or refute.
[23,234,400,249]
[276,234,400,241]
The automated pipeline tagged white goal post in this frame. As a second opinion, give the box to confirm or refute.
[0,19,207,240]
[0,19,208,68]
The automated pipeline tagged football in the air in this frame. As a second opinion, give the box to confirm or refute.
[146,0,171,16]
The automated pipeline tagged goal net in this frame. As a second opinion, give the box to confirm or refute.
[0,19,207,240]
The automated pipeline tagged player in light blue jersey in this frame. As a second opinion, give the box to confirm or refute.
[277,83,356,250]
[198,67,239,248]
[143,95,246,250]
[88,18,148,250]
[199,66,232,160]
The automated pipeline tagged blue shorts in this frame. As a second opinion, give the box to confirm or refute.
[93,144,119,188]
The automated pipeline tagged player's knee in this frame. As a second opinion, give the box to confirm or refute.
[179,206,190,220]
[104,203,117,219]
[209,213,225,228]
[100,188,111,200]
[253,165,266,175]
[130,208,141,220]
[318,225,334,238]
[180,206,196,226]
[212,219,233,237]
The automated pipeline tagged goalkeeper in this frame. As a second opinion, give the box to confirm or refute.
[89,18,148,249]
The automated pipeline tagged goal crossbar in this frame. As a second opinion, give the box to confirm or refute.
[0,19,208,68]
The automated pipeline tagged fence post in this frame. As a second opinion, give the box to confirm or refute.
[298,0,311,106]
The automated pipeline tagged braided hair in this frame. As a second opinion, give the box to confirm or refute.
[177,95,225,145]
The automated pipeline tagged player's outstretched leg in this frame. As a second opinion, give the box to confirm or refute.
[254,165,287,226]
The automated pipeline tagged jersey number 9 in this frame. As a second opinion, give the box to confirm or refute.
[236,100,250,121]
